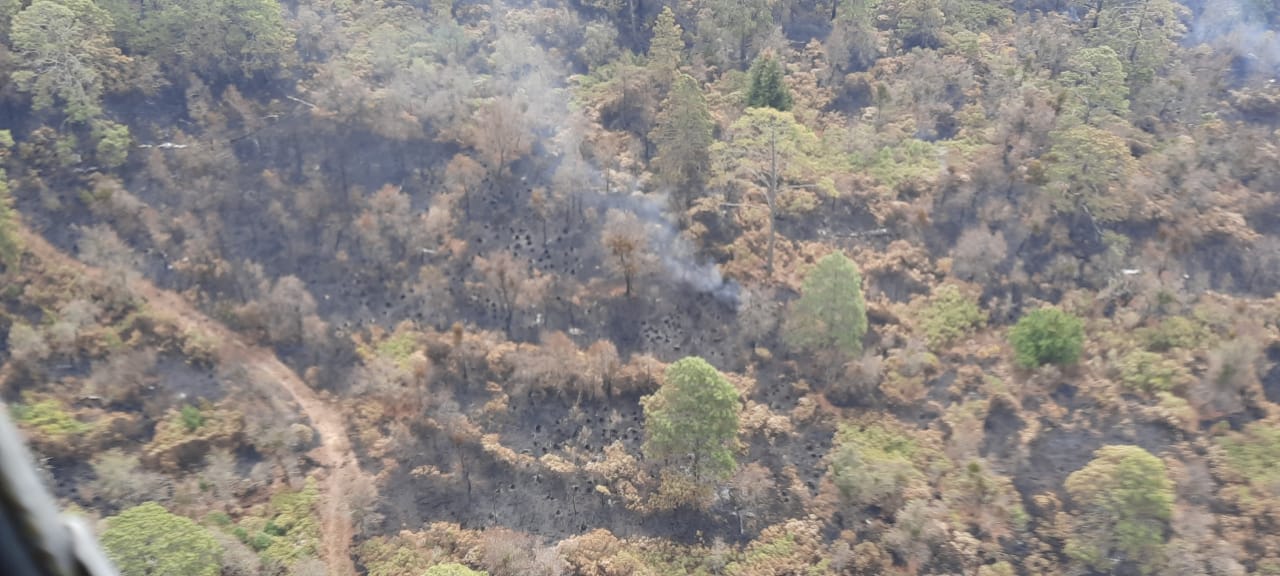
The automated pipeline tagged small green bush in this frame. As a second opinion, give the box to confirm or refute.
[424,563,488,576]
[205,511,232,527]
[1064,445,1173,574]
[1117,350,1188,394]
[1138,316,1204,352]
[11,394,91,438]
[263,520,286,536]
[249,532,274,551]
[1219,422,1280,493]
[102,503,221,576]
[918,284,986,348]
[829,423,930,509]
[181,405,205,432]
[1009,307,1084,368]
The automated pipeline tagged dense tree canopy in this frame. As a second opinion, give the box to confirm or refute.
[10,0,124,121]
[642,356,740,483]
[102,502,222,576]
[784,252,868,358]
[3,0,1280,573]
[1009,307,1085,369]
[651,74,714,208]
[1064,445,1174,574]
[746,53,792,111]
[423,562,488,576]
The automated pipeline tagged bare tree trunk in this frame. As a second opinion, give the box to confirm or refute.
[767,212,776,278]
[1128,0,1150,65]
[766,123,780,278]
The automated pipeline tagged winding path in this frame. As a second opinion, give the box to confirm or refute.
[19,226,359,576]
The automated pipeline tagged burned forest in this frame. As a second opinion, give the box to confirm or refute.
[2,0,1280,575]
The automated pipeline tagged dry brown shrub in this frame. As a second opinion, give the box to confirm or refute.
[473,528,539,576]
[951,227,1007,284]
[557,530,653,576]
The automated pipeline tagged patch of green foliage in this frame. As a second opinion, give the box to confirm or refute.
[102,502,221,576]
[376,329,420,366]
[639,542,727,576]
[978,561,1018,576]
[1219,422,1280,493]
[944,0,1014,30]
[1117,350,1188,394]
[90,119,130,169]
[181,404,205,432]
[725,533,796,576]
[1064,445,1173,574]
[1009,307,1084,368]
[258,477,321,565]
[205,511,232,527]
[249,531,273,552]
[359,535,435,576]
[829,423,928,508]
[424,563,488,576]
[11,393,91,438]
[1154,392,1196,431]
[745,53,792,111]
[917,284,986,348]
[784,251,868,357]
[1137,316,1205,352]
[643,356,740,484]
[857,138,938,191]
[0,154,20,266]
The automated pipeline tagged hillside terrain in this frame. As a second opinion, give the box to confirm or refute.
[1,0,1280,575]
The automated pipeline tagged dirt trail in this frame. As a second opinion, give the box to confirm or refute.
[19,227,358,576]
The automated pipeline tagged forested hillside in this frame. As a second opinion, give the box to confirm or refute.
[1,0,1279,574]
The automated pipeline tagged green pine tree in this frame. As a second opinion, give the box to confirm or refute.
[642,356,740,483]
[1008,307,1085,369]
[1064,445,1174,574]
[746,53,792,111]
[784,251,868,357]
[647,6,684,87]
[102,502,222,576]
[651,74,714,209]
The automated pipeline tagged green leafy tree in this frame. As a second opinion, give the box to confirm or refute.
[181,404,205,431]
[647,7,684,88]
[827,0,879,72]
[894,0,946,50]
[917,284,985,349]
[1060,45,1130,124]
[91,119,131,169]
[1064,445,1173,574]
[10,0,126,122]
[784,252,868,358]
[1080,0,1187,87]
[712,107,835,276]
[650,74,714,209]
[1219,422,1280,493]
[829,423,927,510]
[102,502,222,576]
[1117,349,1187,394]
[642,357,740,483]
[746,52,793,111]
[1008,307,1084,369]
[0,131,19,267]
[1045,124,1137,223]
[424,563,488,576]
[101,0,294,76]
[695,0,775,66]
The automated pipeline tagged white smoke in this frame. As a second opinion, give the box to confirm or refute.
[485,3,740,306]
[1188,0,1280,74]
[586,190,742,308]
